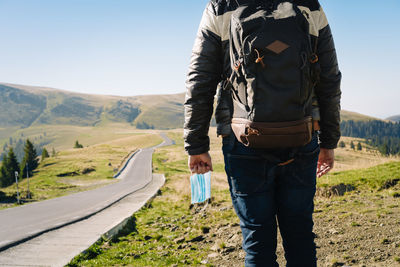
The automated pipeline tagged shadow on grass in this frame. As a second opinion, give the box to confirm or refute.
[0,191,17,204]
[42,162,57,168]
[111,215,138,243]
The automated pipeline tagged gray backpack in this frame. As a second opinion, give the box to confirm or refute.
[226,0,320,148]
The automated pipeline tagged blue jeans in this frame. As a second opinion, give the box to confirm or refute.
[222,133,320,267]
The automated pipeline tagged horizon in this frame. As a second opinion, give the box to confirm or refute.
[0,0,399,119]
[1,81,392,121]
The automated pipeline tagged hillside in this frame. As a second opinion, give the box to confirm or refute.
[387,115,400,122]
[0,83,184,130]
[1,82,380,131]
[340,110,378,121]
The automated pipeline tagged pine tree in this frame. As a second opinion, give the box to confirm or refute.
[74,140,83,149]
[0,154,8,187]
[350,141,355,150]
[0,148,20,188]
[20,139,39,178]
[51,147,56,157]
[41,148,49,161]
[357,142,362,151]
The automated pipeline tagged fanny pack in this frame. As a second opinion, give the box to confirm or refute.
[231,116,313,148]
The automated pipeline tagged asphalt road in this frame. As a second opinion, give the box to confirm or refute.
[0,133,173,251]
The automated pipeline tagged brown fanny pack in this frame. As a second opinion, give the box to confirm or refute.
[231,116,314,148]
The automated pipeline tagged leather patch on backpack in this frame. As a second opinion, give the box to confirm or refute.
[266,40,290,54]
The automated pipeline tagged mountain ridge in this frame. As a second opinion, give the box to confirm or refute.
[0,83,185,130]
[0,82,384,131]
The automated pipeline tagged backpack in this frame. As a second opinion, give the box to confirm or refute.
[225,0,320,148]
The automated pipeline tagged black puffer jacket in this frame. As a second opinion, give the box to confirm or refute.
[184,0,342,155]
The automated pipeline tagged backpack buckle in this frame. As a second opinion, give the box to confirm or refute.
[234,60,241,71]
[310,53,319,64]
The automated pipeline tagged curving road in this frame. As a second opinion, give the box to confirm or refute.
[0,133,173,252]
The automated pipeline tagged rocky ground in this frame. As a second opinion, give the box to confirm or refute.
[190,187,400,267]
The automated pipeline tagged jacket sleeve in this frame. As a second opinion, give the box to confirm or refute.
[314,6,342,149]
[184,3,223,155]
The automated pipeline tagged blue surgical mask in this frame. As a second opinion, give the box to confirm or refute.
[190,172,211,204]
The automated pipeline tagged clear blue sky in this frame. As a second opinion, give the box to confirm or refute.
[0,0,399,118]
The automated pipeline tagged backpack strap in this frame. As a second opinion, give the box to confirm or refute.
[310,36,321,86]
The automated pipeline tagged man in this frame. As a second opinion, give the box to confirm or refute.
[184,0,341,266]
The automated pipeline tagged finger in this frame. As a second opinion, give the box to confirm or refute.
[317,164,331,178]
[196,162,204,174]
[319,168,331,177]
[189,161,195,171]
[198,164,207,174]
[317,161,323,170]
[317,163,323,176]
[317,164,327,178]
[192,165,199,174]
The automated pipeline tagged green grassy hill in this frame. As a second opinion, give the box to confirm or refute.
[0,84,47,127]
[132,93,185,129]
[0,83,184,158]
[0,83,139,127]
[0,82,184,133]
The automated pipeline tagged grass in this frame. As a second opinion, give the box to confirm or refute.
[318,161,400,190]
[0,132,163,209]
[64,128,400,266]
[68,128,400,266]
[1,123,158,154]
[68,129,238,266]
[332,136,399,172]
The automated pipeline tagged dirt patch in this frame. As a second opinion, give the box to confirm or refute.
[312,192,400,267]
[317,183,356,197]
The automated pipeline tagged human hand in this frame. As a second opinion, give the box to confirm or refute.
[188,152,213,174]
[317,148,334,178]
